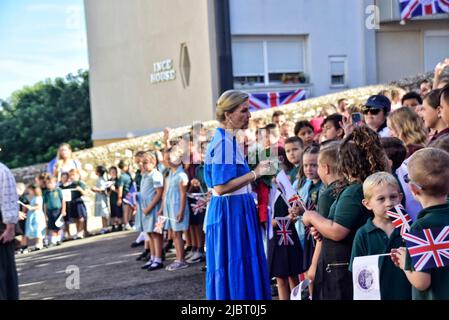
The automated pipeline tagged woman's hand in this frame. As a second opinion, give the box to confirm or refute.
[157,208,163,216]
[254,160,273,178]
[435,59,449,78]
[391,247,407,270]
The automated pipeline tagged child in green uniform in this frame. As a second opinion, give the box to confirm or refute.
[118,160,133,231]
[392,148,449,300]
[43,176,66,246]
[284,136,303,183]
[310,141,342,299]
[350,172,411,300]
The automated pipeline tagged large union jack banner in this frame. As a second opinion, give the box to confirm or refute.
[386,204,412,236]
[402,226,449,271]
[249,88,307,111]
[400,0,449,21]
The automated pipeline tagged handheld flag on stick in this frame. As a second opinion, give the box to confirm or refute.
[123,183,137,207]
[386,204,412,236]
[275,170,306,211]
[275,217,294,246]
[153,216,168,234]
[352,254,382,300]
[187,193,209,216]
[402,226,449,272]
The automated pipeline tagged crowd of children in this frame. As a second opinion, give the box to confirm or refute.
[12,59,449,299]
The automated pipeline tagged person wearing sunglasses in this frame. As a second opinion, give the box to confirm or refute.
[362,94,391,138]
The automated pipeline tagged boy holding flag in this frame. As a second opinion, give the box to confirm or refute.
[349,172,411,300]
[392,148,449,300]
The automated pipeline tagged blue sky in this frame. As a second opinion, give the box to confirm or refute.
[0,0,88,100]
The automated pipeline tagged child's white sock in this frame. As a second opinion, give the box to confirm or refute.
[153,257,162,263]
[150,255,155,262]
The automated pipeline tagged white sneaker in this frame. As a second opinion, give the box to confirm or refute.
[124,224,132,231]
[185,250,195,260]
[187,252,205,264]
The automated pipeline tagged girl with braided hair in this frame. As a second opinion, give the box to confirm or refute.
[299,126,388,299]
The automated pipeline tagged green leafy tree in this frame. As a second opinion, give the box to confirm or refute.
[0,70,92,168]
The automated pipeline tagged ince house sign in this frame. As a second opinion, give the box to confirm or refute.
[150,59,176,84]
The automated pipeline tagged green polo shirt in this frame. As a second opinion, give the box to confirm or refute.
[405,202,449,300]
[317,180,338,218]
[328,183,372,244]
[43,188,63,211]
[287,166,300,183]
[349,218,411,300]
[118,172,132,198]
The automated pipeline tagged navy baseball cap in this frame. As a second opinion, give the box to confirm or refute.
[364,95,391,113]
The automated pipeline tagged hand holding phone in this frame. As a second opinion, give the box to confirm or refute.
[351,112,363,126]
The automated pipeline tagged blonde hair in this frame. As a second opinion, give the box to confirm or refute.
[318,141,340,174]
[363,172,400,200]
[387,107,427,147]
[216,90,249,123]
[408,148,449,197]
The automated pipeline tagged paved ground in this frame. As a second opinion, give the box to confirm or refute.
[15,231,206,300]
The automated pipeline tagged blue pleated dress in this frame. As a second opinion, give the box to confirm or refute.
[204,127,271,300]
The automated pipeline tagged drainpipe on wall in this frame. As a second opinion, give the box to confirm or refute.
[214,0,234,93]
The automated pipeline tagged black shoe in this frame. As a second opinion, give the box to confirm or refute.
[136,250,149,261]
[201,265,207,272]
[117,224,124,231]
[185,246,193,253]
[131,241,144,248]
[148,262,164,271]
[141,261,153,270]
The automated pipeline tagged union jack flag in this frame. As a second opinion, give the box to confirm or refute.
[153,216,168,234]
[386,204,412,236]
[288,194,306,211]
[399,0,449,21]
[276,217,294,246]
[249,88,307,111]
[402,226,449,271]
[187,193,209,215]
[123,182,137,207]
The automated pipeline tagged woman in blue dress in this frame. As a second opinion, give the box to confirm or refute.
[204,90,272,300]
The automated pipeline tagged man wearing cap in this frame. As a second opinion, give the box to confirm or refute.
[362,95,391,138]
[0,161,19,300]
